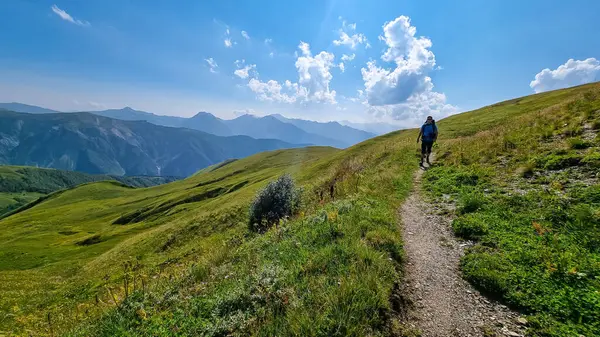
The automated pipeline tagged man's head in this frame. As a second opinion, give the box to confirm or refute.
[425,116,433,124]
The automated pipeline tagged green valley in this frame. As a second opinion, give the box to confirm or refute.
[0,166,179,218]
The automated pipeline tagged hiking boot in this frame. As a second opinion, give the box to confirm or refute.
[426,158,431,165]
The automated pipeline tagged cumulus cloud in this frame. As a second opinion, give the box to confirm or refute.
[530,58,600,93]
[298,41,311,56]
[333,20,368,49]
[339,62,345,73]
[366,90,458,127]
[205,58,218,73]
[247,79,300,103]
[247,42,337,104]
[360,15,457,123]
[224,38,233,48]
[234,61,257,79]
[241,30,250,40]
[294,42,337,103]
[341,53,356,62]
[51,5,90,27]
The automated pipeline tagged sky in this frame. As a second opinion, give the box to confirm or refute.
[1,0,599,126]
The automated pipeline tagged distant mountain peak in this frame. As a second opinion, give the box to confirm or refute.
[191,111,213,118]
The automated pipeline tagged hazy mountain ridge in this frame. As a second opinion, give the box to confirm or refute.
[1,103,381,147]
[0,110,298,177]
[271,113,377,145]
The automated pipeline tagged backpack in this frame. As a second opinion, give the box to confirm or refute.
[422,123,437,141]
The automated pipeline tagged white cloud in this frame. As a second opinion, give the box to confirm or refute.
[269,52,274,58]
[205,58,218,73]
[298,41,311,56]
[233,108,256,116]
[264,38,273,45]
[360,15,457,123]
[366,90,458,127]
[72,99,105,110]
[247,43,337,104]
[294,42,337,103]
[234,63,257,79]
[333,20,368,49]
[247,78,299,103]
[51,5,90,27]
[339,62,345,72]
[341,53,356,62]
[530,58,600,93]
[224,38,233,48]
[241,31,250,40]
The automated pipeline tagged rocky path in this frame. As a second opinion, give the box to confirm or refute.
[398,163,527,337]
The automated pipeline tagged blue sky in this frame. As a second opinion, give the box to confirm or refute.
[1,0,599,125]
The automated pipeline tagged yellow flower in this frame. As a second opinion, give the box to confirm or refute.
[327,210,338,222]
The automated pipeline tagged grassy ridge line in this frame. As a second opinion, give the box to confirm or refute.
[424,82,600,336]
[0,165,180,217]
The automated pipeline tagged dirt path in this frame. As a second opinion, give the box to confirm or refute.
[398,163,526,337]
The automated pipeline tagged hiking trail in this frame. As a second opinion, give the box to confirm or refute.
[397,161,527,337]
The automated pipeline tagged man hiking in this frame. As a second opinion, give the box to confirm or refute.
[416,115,438,166]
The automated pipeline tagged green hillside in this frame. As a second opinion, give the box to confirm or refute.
[424,82,600,336]
[0,83,599,336]
[0,166,179,217]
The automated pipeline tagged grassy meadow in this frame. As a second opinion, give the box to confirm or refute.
[424,82,600,336]
[0,134,419,335]
[1,82,600,336]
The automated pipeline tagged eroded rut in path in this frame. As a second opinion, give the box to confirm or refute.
[398,164,526,337]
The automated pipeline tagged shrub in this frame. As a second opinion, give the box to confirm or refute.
[517,162,535,178]
[248,174,302,233]
[581,151,600,168]
[452,214,489,240]
[567,137,590,149]
[538,153,582,170]
[457,190,487,214]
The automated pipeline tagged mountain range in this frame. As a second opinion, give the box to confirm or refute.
[0,110,299,177]
[0,103,380,147]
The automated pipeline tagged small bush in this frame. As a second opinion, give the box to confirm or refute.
[538,154,582,170]
[567,137,590,149]
[248,174,302,233]
[76,234,104,246]
[581,151,600,168]
[457,191,487,214]
[452,214,489,240]
[517,162,535,178]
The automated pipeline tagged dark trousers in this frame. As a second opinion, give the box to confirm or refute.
[421,140,433,155]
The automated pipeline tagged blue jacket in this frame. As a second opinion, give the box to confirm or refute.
[421,123,438,142]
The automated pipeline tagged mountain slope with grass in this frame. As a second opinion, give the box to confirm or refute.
[0,130,416,335]
[0,165,179,217]
[423,82,600,336]
[0,110,297,177]
[1,83,599,336]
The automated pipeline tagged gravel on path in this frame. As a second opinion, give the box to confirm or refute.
[397,163,527,337]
